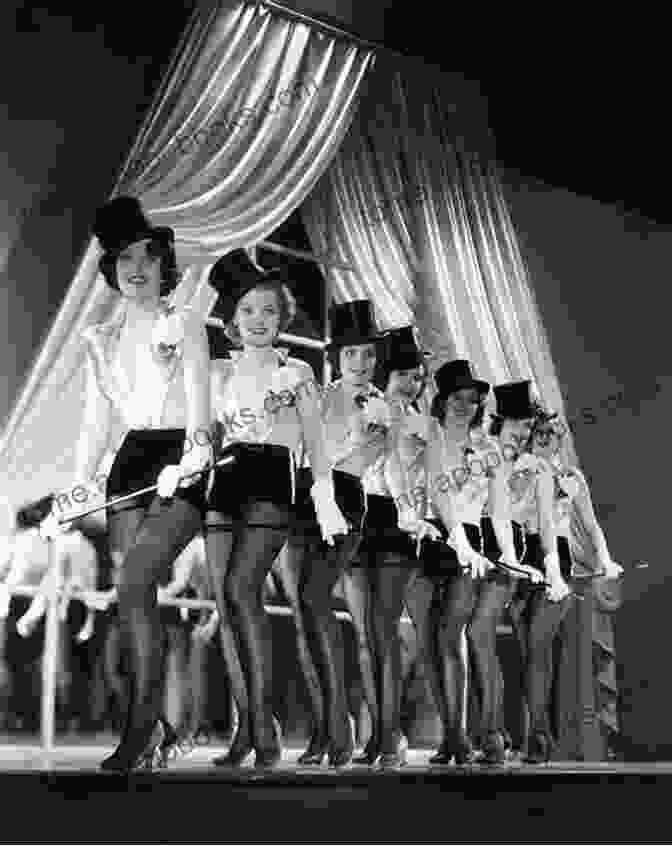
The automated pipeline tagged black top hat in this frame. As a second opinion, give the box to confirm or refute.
[93,196,174,256]
[377,326,429,373]
[434,359,490,399]
[493,380,538,420]
[327,300,380,349]
[207,249,285,323]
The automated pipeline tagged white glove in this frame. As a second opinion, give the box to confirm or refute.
[599,557,624,579]
[310,475,350,546]
[546,571,572,602]
[0,583,11,619]
[544,552,571,601]
[39,512,66,541]
[157,465,183,499]
[448,524,493,578]
[497,543,544,584]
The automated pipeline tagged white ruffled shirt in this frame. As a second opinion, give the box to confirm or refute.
[428,424,499,526]
[210,348,316,467]
[322,382,389,479]
[81,301,192,437]
[363,403,427,499]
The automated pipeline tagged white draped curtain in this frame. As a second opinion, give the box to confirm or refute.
[0,0,373,506]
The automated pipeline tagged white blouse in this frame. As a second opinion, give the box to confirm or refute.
[321,382,389,479]
[82,302,194,435]
[428,424,500,527]
[210,349,317,468]
[363,403,427,499]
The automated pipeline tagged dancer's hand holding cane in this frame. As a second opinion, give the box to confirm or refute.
[447,523,493,578]
[311,474,350,545]
[157,439,213,499]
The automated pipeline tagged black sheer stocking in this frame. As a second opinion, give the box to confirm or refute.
[299,532,362,750]
[342,566,378,753]
[204,519,250,753]
[370,564,417,755]
[277,536,326,750]
[111,497,202,760]
[209,501,289,754]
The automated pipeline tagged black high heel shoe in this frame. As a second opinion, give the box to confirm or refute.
[430,736,475,766]
[479,731,506,766]
[254,717,283,769]
[100,721,166,773]
[352,732,380,765]
[328,715,355,769]
[297,730,329,766]
[212,719,253,767]
[377,734,409,770]
[522,731,553,765]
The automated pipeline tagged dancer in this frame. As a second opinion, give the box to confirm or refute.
[476,379,569,765]
[203,251,347,768]
[291,299,389,768]
[518,404,622,762]
[46,196,212,771]
[404,360,494,766]
[354,326,433,767]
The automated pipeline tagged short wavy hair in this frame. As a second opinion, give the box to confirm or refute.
[224,281,297,346]
[488,398,546,437]
[99,237,180,298]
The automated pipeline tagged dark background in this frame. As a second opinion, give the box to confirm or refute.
[1,1,669,757]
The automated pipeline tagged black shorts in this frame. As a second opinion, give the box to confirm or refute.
[206,442,294,517]
[291,468,365,540]
[420,520,482,581]
[355,495,417,567]
[107,429,206,514]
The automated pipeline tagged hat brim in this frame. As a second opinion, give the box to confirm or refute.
[438,378,490,397]
[102,225,174,257]
[326,332,381,352]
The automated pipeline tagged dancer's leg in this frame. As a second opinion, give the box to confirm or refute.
[224,500,289,763]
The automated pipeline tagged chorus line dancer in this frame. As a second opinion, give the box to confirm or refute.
[44,196,212,772]
[352,326,434,767]
[516,404,623,762]
[401,360,494,765]
[287,300,390,768]
[479,380,569,765]
[203,251,347,769]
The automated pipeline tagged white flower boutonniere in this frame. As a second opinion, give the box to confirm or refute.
[362,395,391,433]
[151,309,185,363]
[402,410,429,441]
[263,365,304,415]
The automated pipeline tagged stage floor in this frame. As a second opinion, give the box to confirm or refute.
[0,739,670,775]
[1,738,669,843]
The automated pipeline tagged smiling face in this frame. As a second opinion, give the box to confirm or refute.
[339,343,377,388]
[115,239,162,303]
[234,286,282,348]
[500,417,534,452]
[530,420,564,459]
[443,387,481,427]
[387,366,426,403]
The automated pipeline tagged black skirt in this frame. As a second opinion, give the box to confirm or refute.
[355,494,417,567]
[480,517,526,566]
[420,520,482,581]
[206,442,294,517]
[290,468,365,540]
[106,429,206,514]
